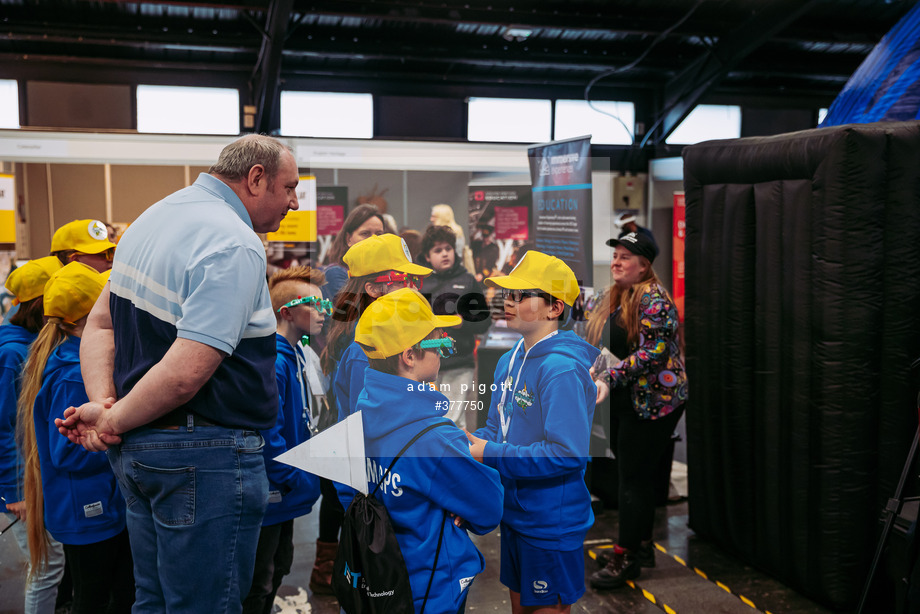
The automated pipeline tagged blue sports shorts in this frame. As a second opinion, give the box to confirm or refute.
[499,524,586,606]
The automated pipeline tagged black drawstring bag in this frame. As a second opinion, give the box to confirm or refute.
[333,421,450,614]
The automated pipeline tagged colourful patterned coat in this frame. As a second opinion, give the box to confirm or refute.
[608,282,688,420]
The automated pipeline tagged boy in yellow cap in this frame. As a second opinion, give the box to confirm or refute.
[0,256,66,614]
[352,287,503,614]
[50,219,117,273]
[466,250,599,612]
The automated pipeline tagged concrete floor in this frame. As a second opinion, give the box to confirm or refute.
[0,493,840,614]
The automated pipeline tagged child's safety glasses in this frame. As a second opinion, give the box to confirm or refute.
[373,272,424,289]
[501,288,552,303]
[419,334,457,358]
[277,295,334,315]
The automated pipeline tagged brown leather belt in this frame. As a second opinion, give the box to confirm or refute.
[148,409,219,429]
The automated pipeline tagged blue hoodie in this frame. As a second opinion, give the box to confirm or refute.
[33,336,126,545]
[261,334,321,526]
[0,324,35,507]
[332,339,369,508]
[358,368,504,614]
[334,339,369,422]
[472,329,599,550]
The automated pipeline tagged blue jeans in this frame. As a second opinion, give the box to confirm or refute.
[6,512,66,614]
[107,425,268,614]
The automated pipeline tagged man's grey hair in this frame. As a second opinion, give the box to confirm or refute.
[209,134,294,182]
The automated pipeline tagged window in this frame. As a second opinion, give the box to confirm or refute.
[0,80,19,129]
[467,97,551,143]
[280,91,373,139]
[665,104,741,145]
[136,85,239,135]
[555,99,634,145]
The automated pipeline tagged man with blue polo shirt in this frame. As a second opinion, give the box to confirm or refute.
[56,134,300,614]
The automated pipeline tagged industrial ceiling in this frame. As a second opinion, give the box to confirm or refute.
[1,0,915,144]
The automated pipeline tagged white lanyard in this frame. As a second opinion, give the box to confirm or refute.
[293,343,316,433]
[496,330,558,443]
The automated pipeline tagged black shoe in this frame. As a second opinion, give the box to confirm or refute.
[596,542,656,569]
[590,548,640,590]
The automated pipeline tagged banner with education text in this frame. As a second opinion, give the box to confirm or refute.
[527,137,593,287]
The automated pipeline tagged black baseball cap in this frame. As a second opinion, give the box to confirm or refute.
[606,231,657,263]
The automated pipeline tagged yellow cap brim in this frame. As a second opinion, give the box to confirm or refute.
[433,314,462,328]
[393,261,433,276]
[77,240,117,255]
[484,273,541,290]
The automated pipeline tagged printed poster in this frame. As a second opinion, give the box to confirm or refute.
[527,136,593,287]
[467,185,531,278]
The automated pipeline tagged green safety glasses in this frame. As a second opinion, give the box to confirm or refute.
[277,295,334,315]
[419,334,457,358]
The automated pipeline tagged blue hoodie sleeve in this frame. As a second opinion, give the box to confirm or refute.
[481,368,593,479]
[0,365,22,505]
[40,379,110,474]
[471,355,509,443]
[334,344,369,422]
[426,432,503,535]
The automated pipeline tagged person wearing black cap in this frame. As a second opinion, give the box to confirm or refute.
[585,231,687,591]
[613,211,659,260]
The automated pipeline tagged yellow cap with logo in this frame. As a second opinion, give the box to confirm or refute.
[43,262,108,324]
[4,256,64,304]
[484,250,580,306]
[50,219,117,255]
[344,234,432,278]
[355,287,460,359]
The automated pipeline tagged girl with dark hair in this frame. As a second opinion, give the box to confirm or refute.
[321,204,386,303]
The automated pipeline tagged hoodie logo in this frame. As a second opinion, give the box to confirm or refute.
[514,384,534,411]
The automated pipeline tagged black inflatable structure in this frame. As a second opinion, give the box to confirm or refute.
[682,121,920,609]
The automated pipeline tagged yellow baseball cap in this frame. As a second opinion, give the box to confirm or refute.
[355,287,461,359]
[484,250,580,306]
[343,234,432,278]
[43,262,108,324]
[50,219,117,255]
[4,257,63,304]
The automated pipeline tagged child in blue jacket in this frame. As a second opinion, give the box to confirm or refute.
[242,266,325,614]
[353,287,504,614]
[1,257,66,614]
[466,251,599,612]
[316,234,432,511]
[18,262,134,614]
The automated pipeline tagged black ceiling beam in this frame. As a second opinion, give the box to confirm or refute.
[250,0,294,134]
[645,0,825,147]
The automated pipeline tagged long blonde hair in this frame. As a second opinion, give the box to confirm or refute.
[16,318,75,575]
[585,257,664,348]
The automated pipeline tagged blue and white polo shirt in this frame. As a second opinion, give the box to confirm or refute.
[108,173,278,430]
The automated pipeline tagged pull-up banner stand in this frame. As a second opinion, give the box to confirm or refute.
[527,136,593,286]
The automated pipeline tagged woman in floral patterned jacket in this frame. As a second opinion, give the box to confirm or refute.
[585,230,687,591]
